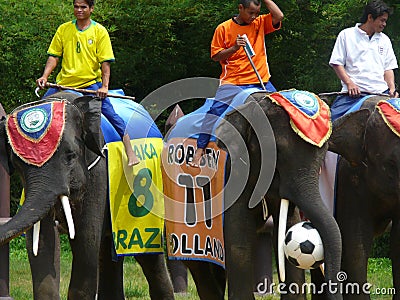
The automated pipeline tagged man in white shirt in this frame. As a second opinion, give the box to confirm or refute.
[329,0,398,121]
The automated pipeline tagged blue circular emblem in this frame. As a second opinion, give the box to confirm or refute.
[20,108,48,133]
[293,91,318,110]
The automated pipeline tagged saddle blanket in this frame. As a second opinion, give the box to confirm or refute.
[6,101,66,167]
[162,139,227,268]
[267,90,332,147]
[377,98,400,138]
[104,91,165,256]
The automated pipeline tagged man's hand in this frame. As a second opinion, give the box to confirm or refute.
[234,35,246,51]
[96,86,108,99]
[389,90,399,98]
[36,77,48,89]
[346,81,361,97]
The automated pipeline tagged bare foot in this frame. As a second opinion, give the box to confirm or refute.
[188,148,204,168]
[122,134,140,166]
[127,154,140,166]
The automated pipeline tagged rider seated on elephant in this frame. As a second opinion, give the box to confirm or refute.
[36,0,139,166]
[329,0,398,121]
[319,0,398,215]
[189,0,284,167]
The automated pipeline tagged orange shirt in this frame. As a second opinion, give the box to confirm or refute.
[211,14,280,85]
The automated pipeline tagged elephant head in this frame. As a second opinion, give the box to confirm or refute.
[0,92,104,246]
[215,92,343,299]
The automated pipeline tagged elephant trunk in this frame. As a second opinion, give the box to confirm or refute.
[0,176,70,245]
[0,198,56,245]
[290,173,342,295]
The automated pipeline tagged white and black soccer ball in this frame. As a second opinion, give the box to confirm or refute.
[283,221,324,269]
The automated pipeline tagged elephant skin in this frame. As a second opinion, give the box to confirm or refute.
[215,92,343,300]
[329,96,398,300]
[0,92,174,300]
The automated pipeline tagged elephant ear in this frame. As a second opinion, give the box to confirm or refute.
[329,109,371,165]
[73,96,105,157]
[0,118,13,175]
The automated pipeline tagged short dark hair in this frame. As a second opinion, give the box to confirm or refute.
[239,0,261,8]
[73,0,95,7]
[360,0,393,23]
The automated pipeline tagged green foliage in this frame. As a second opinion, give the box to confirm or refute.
[0,0,71,112]
[1,0,399,109]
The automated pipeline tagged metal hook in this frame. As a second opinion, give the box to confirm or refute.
[35,87,41,98]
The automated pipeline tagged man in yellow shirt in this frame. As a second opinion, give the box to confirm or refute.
[36,0,138,166]
[189,0,283,167]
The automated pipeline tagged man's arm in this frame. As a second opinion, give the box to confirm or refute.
[384,69,398,98]
[212,35,246,62]
[36,56,59,88]
[264,0,284,26]
[331,64,361,97]
[97,61,111,99]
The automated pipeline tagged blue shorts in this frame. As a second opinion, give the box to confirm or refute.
[197,82,276,149]
[331,89,389,121]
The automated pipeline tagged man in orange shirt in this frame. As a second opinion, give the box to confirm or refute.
[189,0,283,167]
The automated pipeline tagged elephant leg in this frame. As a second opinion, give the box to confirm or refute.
[26,215,61,300]
[184,260,226,300]
[68,226,102,299]
[336,175,371,300]
[167,259,188,293]
[68,190,107,300]
[390,220,400,300]
[135,254,175,300]
[224,193,259,300]
[310,268,326,300]
[339,220,372,300]
[97,232,124,300]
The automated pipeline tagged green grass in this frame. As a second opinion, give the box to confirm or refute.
[6,236,395,299]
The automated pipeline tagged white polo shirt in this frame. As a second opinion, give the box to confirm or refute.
[329,23,398,93]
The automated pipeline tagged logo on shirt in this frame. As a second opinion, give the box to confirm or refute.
[378,46,384,55]
[88,39,93,45]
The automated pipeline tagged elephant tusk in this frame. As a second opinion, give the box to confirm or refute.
[60,196,75,239]
[278,199,289,283]
[33,221,40,256]
[320,263,325,276]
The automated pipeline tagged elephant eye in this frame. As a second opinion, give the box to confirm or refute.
[65,151,77,165]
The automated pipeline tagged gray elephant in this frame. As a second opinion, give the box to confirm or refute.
[215,91,343,299]
[0,92,174,300]
[329,96,398,299]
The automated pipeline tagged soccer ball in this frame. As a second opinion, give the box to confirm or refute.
[283,221,324,269]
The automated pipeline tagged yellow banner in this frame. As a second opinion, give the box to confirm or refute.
[107,138,165,255]
[162,138,227,267]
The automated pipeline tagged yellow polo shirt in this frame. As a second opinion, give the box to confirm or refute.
[47,20,115,88]
[211,14,280,85]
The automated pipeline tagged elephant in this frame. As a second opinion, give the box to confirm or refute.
[328,95,399,299]
[0,92,174,300]
[213,91,343,299]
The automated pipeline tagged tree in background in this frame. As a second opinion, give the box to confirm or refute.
[1,0,399,111]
